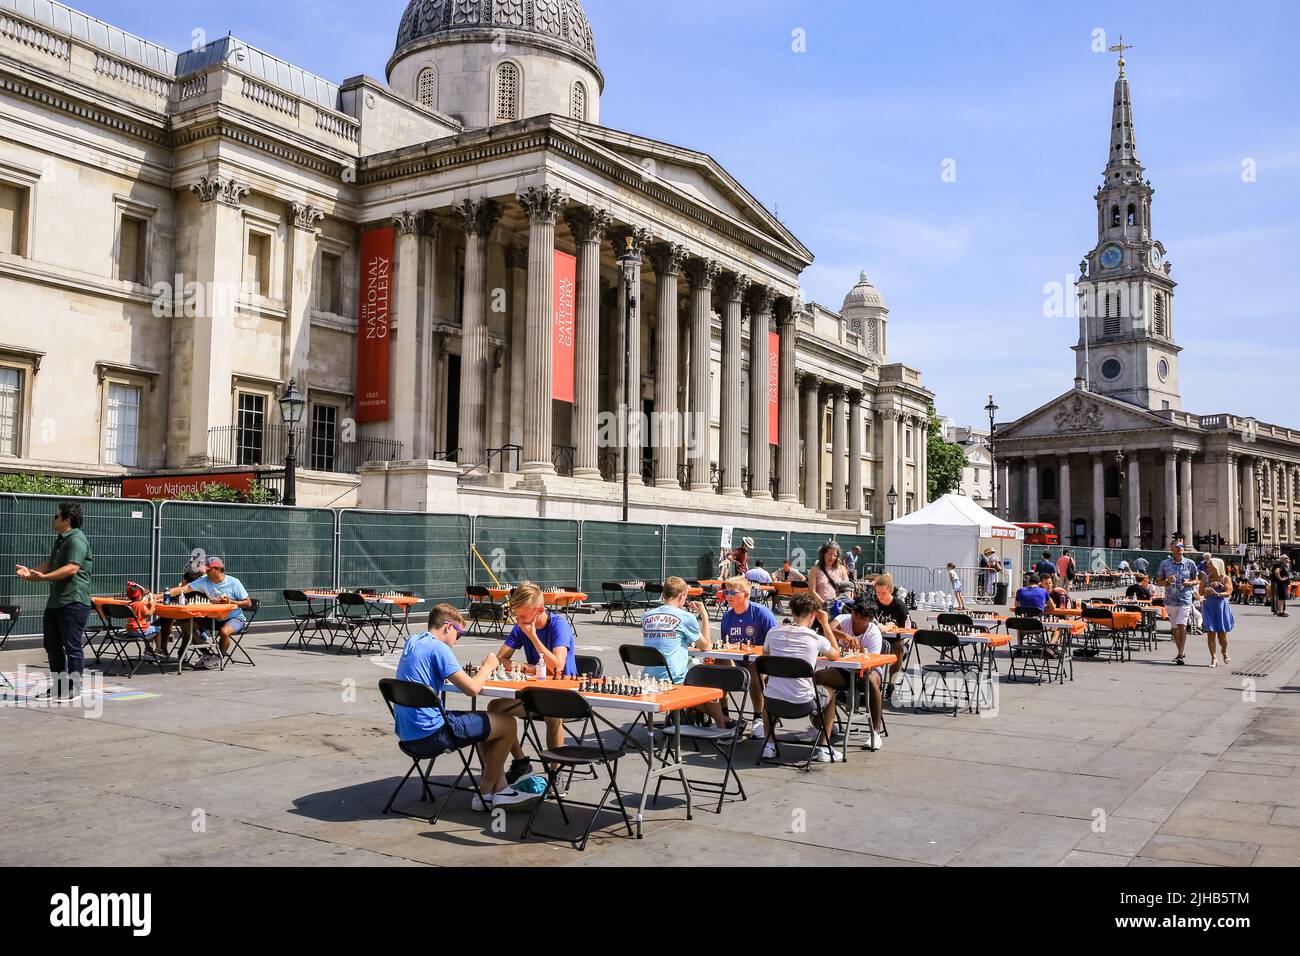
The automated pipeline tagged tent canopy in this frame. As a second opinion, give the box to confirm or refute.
[886,494,1024,540]
[884,494,1024,584]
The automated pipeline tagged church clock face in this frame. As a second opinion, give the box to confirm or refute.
[1100,245,1123,270]
[1149,248,1163,269]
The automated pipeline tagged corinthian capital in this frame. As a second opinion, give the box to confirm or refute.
[608,224,651,258]
[647,241,688,277]
[715,271,752,305]
[192,175,250,207]
[746,282,775,316]
[292,202,325,231]
[455,197,504,237]
[516,185,568,224]
[684,257,720,290]
[564,206,612,244]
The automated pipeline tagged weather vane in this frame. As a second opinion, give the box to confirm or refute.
[1108,34,1133,76]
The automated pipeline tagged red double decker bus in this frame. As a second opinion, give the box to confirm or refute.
[1015,522,1059,546]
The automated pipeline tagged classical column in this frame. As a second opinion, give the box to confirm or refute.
[801,373,821,510]
[1240,456,1254,543]
[564,207,610,480]
[830,385,848,511]
[684,258,719,491]
[1179,451,1194,544]
[999,460,1011,517]
[515,187,567,474]
[648,241,686,488]
[1092,455,1106,546]
[1162,452,1179,543]
[1026,458,1040,522]
[917,414,929,506]
[286,203,323,389]
[390,210,435,459]
[716,272,750,496]
[454,197,503,472]
[182,175,248,464]
[776,299,800,502]
[747,284,775,500]
[848,391,864,512]
[609,226,650,482]
[505,243,528,457]
[1058,457,1072,544]
[1127,453,1142,548]
[881,407,899,520]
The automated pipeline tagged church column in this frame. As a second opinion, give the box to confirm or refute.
[747,285,775,499]
[717,272,749,496]
[777,300,800,502]
[684,259,719,491]
[801,373,821,510]
[1179,451,1194,544]
[848,391,864,512]
[1164,451,1179,543]
[1127,453,1142,549]
[390,210,433,459]
[648,242,686,488]
[830,385,848,511]
[609,226,650,483]
[1092,455,1106,546]
[454,197,503,472]
[563,207,609,480]
[516,187,566,474]
[1026,458,1040,522]
[1058,457,1072,544]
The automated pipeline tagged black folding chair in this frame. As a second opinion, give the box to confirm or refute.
[323,591,388,655]
[464,585,507,637]
[221,598,259,669]
[754,656,833,772]
[936,612,976,634]
[654,664,750,812]
[600,582,637,626]
[909,629,975,716]
[0,604,18,651]
[517,687,633,851]
[1080,606,1126,662]
[1007,616,1071,684]
[282,590,332,650]
[99,604,166,678]
[377,678,488,824]
[1013,606,1042,618]
[618,644,674,738]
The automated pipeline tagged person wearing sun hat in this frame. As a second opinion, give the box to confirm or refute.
[729,536,755,575]
[163,556,251,669]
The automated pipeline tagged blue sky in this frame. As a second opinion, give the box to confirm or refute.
[80,1,1300,429]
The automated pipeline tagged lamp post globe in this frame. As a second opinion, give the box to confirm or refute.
[278,377,306,507]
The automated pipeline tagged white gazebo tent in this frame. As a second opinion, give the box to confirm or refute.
[884,494,1024,597]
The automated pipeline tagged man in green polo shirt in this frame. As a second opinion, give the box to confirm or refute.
[16,501,94,700]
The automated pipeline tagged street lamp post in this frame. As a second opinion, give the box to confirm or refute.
[887,484,898,520]
[617,236,641,523]
[1115,451,1125,548]
[277,377,306,507]
[984,394,999,517]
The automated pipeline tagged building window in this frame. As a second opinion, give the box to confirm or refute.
[905,429,913,459]
[1126,203,1136,226]
[309,404,338,472]
[416,67,437,109]
[1101,358,1122,380]
[824,482,832,510]
[317,252,342,314]
[864,490,872,514]
[1104,292,1121,335]
[1110,204,1120,228]
[570,81,587,121]
[1264,516,1272,538]
[0,182,30,257]
[1154,293,1167,336]
[495,63,520,122]
[1279,468,1288,503]
[0,366,21,456]
[245,232,271,296]
[235,392,266,465]
[117,214,148,285]
[1262,469,1272,501]
[1294,517,1300,540]
[906,493,915,514]
[104,383,140,467]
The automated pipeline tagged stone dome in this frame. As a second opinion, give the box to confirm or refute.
[842,271,886,312]
[395,0,598,72]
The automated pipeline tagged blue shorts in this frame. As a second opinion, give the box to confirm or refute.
[402,712,492,758]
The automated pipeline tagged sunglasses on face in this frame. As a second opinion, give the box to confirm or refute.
[723,590,740,598]
[445,622,465,636]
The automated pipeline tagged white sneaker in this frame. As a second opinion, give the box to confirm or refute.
[761,741,777,760]
[815,746,843,763]
[751,720,766,739]
[469,791,493,812]
[491,788,543,812]
[869,731,884,751]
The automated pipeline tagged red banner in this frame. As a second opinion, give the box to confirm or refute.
[553,250,577,403]
[768,331,779,445]
[122,472,254,501]
[356,226,394,423]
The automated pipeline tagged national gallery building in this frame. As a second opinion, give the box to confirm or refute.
[0,0,933,530]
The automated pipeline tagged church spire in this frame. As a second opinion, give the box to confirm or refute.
[1105,35,1141,176]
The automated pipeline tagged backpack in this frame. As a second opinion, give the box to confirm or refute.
[1064,557,1076,581]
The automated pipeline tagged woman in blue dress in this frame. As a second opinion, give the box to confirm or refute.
[1199,558,1235,668]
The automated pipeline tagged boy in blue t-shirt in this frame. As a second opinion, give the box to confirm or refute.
[393,604,535,811]
[641,577,733,729]
[489,582,578,783]
[720,576,779,738]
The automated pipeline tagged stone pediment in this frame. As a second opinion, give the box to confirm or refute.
[997,390,1170,441]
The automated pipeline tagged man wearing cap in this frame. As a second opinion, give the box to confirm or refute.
[1155,539,1199,665]
[164,557,250,669]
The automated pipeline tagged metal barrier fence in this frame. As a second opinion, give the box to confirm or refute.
[857,563,937,596]
[472,517,580,589]
[580,522,663,596]
[339,510,469,610]
[1022,545,1169,577]
[157,501,335,625]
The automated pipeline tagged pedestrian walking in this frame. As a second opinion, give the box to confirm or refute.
[946,562,966,610]
[15,501,94,700]
[1198,558,1234,668]
[1155,538,1199,665]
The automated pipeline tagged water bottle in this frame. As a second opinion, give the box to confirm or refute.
[535,657,547,680]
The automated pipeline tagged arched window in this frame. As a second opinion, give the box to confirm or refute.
[1110,205,1121,228]
[1279,467,1288,502]
[570,81,587,121]
[415,67,437,109]
[1264,516,1272,538]
[495,62,520,122]
[1262,469,1272,501]
[1154,293,1167,336]
[1126,203,1136,226]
